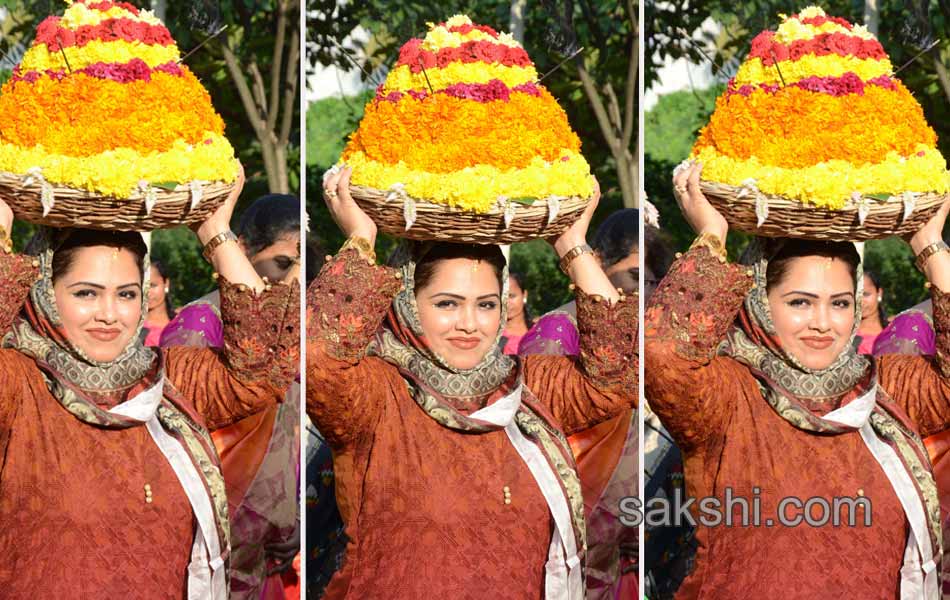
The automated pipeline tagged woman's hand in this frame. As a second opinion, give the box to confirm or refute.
[551,177,600,257]
[195,162,245,245]
[324,166,377,246]
[907,198,950,254]
[907,198,950,293]
[673,162,728,242]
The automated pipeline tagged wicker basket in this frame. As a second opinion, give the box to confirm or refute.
[701,180,947,241]
[349,184,591,244]
[0,171,233,231]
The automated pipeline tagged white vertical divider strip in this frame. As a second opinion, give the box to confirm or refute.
[637,0,646,593]
[297,0,308,587]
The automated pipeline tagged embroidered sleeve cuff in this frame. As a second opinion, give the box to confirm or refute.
[932,286,950,378]
[575,288,637,390]
[307,248,403,363]
[219,277,300,390]
[644,245,752,362]
[0,252,39,333]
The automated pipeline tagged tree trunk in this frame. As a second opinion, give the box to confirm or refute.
[935,56,950,105]
[864,0,879,36]
[509,0,526,44]
[151,0,166,22]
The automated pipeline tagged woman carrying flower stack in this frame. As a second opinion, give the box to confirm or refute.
[645,162,950,598]
[0,167,299,599]
[306,167,636,599]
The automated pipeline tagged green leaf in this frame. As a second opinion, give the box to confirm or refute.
[509,197,537,206]
[865,193,893,202]
[151,181,180,191]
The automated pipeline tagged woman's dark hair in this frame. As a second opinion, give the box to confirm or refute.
[51,229,147,283]
[644,224,674,280]
[150,260,176,319]
[592,208,638,268]
[765,239,861,292]
[236,194,300,257]
[414,243,506,294]
[508,270,533,328]
[863,269,889,327]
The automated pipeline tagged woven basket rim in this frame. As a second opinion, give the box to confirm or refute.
[700,179,948,210]
[348,183,591,215]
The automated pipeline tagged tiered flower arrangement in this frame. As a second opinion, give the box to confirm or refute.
[341,15,593,215]
[692,6,949,211]
[0,0,237,202]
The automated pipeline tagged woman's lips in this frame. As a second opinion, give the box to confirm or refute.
[801,336,834,350]
[447,337,480,350]
[87,328,121,342]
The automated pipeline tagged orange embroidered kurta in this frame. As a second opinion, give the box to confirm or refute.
[306,249,637,599]
[644,246,950,599]
[0,253,299,598]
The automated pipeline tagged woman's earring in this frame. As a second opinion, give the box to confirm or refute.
[165,287,169,293]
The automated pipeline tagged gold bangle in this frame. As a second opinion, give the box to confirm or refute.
[341,236,376,263]
[915,240,949,273]
[558,243,593,275]
[689,232,727,262]
[201,230,238,263]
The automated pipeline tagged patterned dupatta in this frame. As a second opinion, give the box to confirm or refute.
[721,238,942,599]
[2,228,231,600]
[368,242,587,600]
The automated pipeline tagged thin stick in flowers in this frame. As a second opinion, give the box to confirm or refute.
[537,46,584,83]
[178,25,229,64]
[418,57,435,94]
[769,50,786,87]
[329,36,381,88]
[894,39,941,76]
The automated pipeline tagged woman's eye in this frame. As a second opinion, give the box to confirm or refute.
[274,257,293,270]
[435,300,457,308]
[833,299,852,309]
[788,298,809,308]
[73,289,96,299]
[120,290,139,300]
[480,301,498,310]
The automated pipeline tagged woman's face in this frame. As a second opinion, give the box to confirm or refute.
[602,249,638,295]
[767,255,856,370]
[416,258,502,370]
[147,265,167,313]
[248,233,300,284]
[53,246,143,362]
[861,274,880,321]
[506,276,527,323]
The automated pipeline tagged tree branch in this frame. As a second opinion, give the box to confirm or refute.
[267,0,289,133]
[249,61,268,117]
[622,0,637,147]
[279,24,300,147]
[220,40,267,139]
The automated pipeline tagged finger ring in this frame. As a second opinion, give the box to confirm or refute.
[674,184,688,195]
[324,189,338,200]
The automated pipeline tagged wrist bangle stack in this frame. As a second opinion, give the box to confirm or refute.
[914,240,949,273]
[202,230,238,263]
[558,243,592,275]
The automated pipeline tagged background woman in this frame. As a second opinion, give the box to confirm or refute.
[143,260,175,346]
[0,166,300,598]
[646,161,950,598]
[858,269,888,354]
[160,193,302,600]
[307,166,636,599]
[501,271,531,354]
